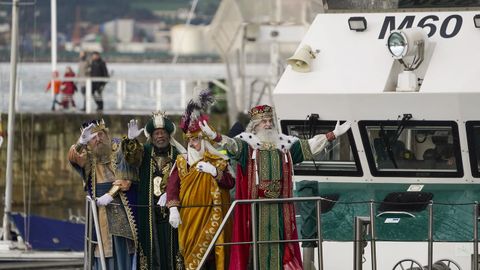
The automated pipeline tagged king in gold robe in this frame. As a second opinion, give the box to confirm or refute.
[167,119,234,270]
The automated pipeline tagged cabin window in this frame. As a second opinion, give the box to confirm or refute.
[280,120,362,176]
[466,121,480,178]
[359,121,463,178]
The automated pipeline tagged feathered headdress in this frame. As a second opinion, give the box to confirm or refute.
[179,89,215,136]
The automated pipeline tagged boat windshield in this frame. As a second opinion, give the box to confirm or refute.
[466,121,480,177]
[359,120,463,178]
[280,120,362,176]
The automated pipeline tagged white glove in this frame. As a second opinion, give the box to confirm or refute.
[332,121,351,138]
[199,120,217,141]
[0,136,3,148]
[157,193,167,207]
[127,119,144,140]
[96,194,113,206]
[196,161,217,177]
[169,207,182,228]
[78,123,97,145]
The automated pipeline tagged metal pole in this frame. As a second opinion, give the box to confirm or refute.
[251,202,258,270]
[116,80,122,110]
[156,79,162,111]
[85,79,92,113]
[149,80,154,97]
[180,79,187,109]
[198,201,239,268]
[316,200,324,270]
[122,80,127,99]
[2,0,19,241]
[369,201,377,270]
[15,79,19,111]
[50,0,57,73]
[474,202,479,270]
[353,216,370,270]
[90,198,107,270]
[428,202,434,270]
[84,196,92,270]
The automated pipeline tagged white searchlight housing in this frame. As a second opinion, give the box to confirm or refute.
[387,27,428,70]
[387,27,429,92]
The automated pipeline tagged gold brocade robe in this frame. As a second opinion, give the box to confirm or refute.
[174,152,232,270]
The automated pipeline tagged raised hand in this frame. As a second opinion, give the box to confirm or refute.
[332,121,351,138]
[199,120,218,140]
[127,119,144,139]
[79,123,97,145]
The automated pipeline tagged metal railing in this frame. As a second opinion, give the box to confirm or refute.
[11,76,229,114]
[84,196,106,270]
[78,194,480,270]
[197,196,327,270]
[196,197,480,270]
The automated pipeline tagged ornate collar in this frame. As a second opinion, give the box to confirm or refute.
[235,132,298,151]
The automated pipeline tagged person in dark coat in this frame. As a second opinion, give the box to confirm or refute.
[90,52,109,112]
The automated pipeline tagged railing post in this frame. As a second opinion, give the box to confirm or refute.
[15,78,20,109]
[316,199,324,270]
[428,201,434,270]
[180,79,187,109]
[84,196,90,270]
[369,201,377,270]
[116,79,122,110]
[156,79,162,111]
[251,202,258,270]
[122,80,127,99]
[90,197,106,270]
[150,80,155,97]
[353,216,370,270]
[474,202,479,270]
[85,79,92,113]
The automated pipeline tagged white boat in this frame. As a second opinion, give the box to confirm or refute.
[272,8,480,270]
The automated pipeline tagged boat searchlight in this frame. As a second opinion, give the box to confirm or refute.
[387,27,429,91]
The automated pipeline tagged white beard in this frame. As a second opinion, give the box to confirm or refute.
[187,141,204,166]
[255,128,279,144]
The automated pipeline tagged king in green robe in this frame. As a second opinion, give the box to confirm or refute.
[123,113,186,270]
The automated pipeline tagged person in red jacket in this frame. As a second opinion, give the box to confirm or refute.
[61,66,77,110]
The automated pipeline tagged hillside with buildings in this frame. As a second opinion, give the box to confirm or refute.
[0,0,221,62]
[0,0,478,62]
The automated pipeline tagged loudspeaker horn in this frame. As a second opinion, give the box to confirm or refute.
[287,45,319,73]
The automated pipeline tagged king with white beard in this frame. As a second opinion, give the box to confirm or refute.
[200,104,351,270]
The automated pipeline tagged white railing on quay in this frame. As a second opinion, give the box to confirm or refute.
[10,76,228,114]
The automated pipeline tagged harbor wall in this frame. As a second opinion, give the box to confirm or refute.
[0,112,229,220]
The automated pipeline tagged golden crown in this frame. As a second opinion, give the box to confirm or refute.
[80,119,107,133]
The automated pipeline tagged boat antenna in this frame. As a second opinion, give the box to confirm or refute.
[3,0,20,241]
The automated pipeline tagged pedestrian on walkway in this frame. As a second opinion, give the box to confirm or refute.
[90,52,109,112]
[45,70,61,111]
[61,66,77,110]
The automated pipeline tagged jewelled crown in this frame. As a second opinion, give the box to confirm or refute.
[248,105,273,120]
[80,119,107,133]
[145,111,175,135]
